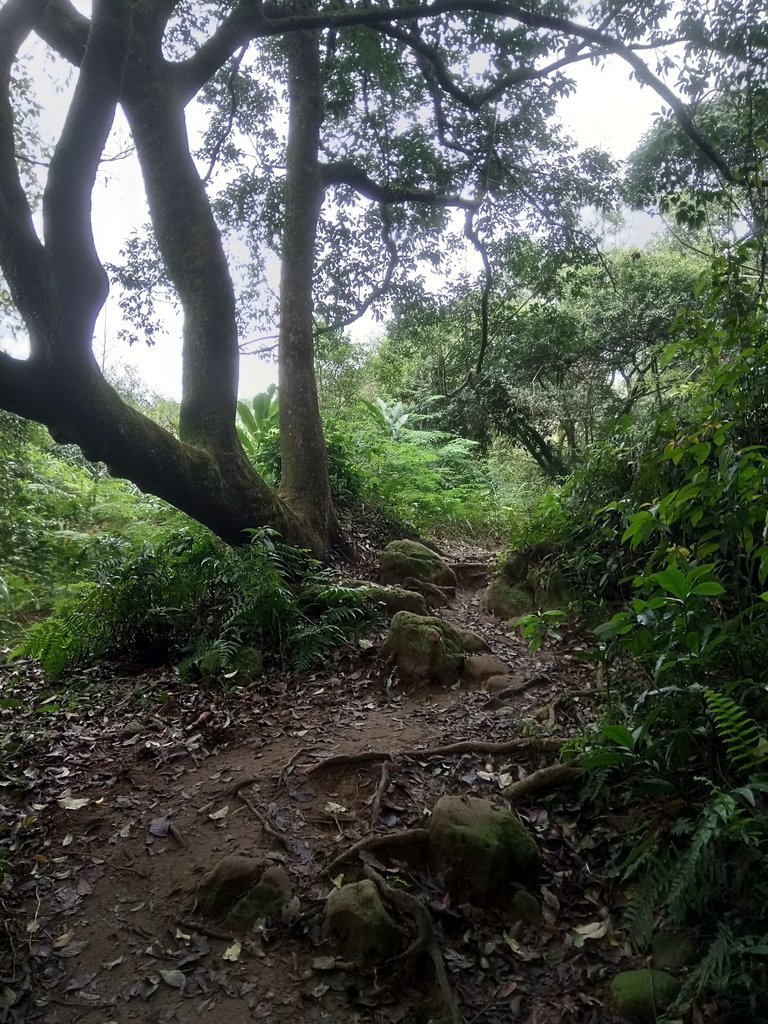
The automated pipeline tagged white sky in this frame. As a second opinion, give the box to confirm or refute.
[2,16,664,402]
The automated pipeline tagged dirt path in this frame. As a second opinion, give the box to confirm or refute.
[0,553,627,1024]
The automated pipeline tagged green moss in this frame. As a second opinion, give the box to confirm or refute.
[354,582,429,617]
[229,866,292,925]
[382,611,487,683]
[379,540,456,589]
[651,928,697,971]
[323,880,401,964]
[483,577,534,619]
[609,969,681,1022]
[429,795,539,900]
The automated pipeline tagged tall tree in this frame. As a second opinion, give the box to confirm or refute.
[0,0,742,554]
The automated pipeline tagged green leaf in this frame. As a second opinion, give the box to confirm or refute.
[601,724,635,750]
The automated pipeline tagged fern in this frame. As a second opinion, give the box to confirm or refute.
[704,688,765,775]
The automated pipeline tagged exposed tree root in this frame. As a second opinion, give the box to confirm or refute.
[484,671,552,707]
[370,761,391,829]
[503,764,583,801]
[364,866,463,1024]
[307,736,564,774]
[175,917,235,942]
[318,828,429,878]
[224,778,294,852]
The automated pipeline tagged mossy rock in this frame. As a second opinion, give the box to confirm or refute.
[482,577,534,620]
[229,865,292,926]
[382,611,488,684]
[609,969,681,1022]
[428,795,539,900]
[379,540,457,590]
[462,654,509,684]
[351,581,429,617]
[651,928,697,971]
[530,569,573,611]
[197,856,292,925]
[323,879,402,964]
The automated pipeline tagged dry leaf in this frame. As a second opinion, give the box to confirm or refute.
[223,939,241,962]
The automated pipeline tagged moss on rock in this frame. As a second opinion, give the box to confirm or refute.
[197,856,292,925]
[482,577,534,620]
[380,540,456,589]
[609,969,681,1022]
[351,581,429,617]
[323,879,402,964]
[429,795,539,900]
[382,611,488,683]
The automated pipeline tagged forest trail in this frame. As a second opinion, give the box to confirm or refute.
[0,547,627,1024]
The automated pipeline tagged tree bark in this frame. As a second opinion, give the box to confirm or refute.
[277,20,342,553]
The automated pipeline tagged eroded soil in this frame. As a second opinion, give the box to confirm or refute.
[0,556,634,1024]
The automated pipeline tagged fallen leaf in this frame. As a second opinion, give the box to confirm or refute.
[312,956,337,971]
[149,815,171,837]
[53,930,75,949]
[159,969,186,989]
[573,920,608,940]
[102,956,123,970]
[58,796,90,811]
[223,939,241,962]
[208,805,229,820]
[62,833,74,847]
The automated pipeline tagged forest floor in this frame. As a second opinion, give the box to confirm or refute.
[0,546,642,1024]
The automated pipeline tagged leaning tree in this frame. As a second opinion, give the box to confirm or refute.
[0,0,748,555]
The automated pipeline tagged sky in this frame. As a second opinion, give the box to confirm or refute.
[2,13,664,403]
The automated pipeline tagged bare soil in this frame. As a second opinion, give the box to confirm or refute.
[0,556,635,1024]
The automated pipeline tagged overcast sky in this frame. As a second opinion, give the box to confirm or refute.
[3,17,663,402]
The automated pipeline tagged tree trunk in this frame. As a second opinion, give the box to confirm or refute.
[277,22,343,555]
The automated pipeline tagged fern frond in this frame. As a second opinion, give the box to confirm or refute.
[704,688,765,775]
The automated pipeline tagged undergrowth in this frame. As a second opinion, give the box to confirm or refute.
[13,526,368,681]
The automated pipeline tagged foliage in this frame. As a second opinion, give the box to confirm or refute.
[13,526,368,681]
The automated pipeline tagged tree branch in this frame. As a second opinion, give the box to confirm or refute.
[42,0,129,351]
[321,159,478,209]
[34,0,89,66]
[0,0,56,352]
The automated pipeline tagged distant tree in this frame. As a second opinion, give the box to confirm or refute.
[0,0,746,553]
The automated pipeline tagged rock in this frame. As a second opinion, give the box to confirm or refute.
[609,969,681,1022]
[429,795,539,900]
[379,540,457,590]
[509,888,541,924]
[323,880,401,964]
[402,576,452,609]
[229,866,292,925]
[462,654,509,683]
[121,720,147,738]
[484,674,510,693]
[651,928,697,971]
[449,561,492,586]
[382,611,488,684]
[350,581,429,617]
[482,577,534,620]
[197,856,292,924]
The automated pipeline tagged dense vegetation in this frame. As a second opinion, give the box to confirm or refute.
[2,0,768,1018]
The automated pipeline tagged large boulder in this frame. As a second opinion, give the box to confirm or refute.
[323,880,402,964]
[429,795,539,900]
[196,856,292,925]
[608,969,681,1022]
[379,540,456,590]
[382,611,488,684]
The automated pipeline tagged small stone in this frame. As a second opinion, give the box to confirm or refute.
[651,928,697,971]
[609,969,681,1023]
[121,720,147,737]
[462,654,509,683]
[429,795,539,900]
[323,880,401,964]
[379,540,457,589]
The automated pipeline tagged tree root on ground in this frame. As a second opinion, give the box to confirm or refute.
[364,865,463,1024]
[175,917,235,942]
[223,777,294,853]
[370,761,391,828]
[307,736,564,774]
[318,828,429,878]
[503,763,583,801]
[484,671,553,707]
